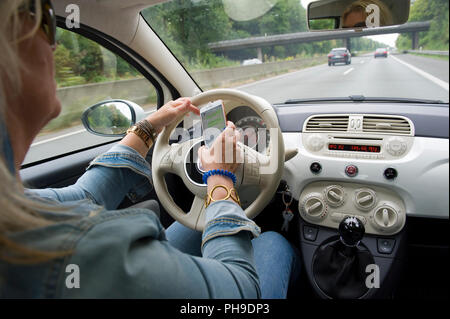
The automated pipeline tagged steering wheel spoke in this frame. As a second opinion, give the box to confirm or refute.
[240,143,271,186]
[189,195,207,231]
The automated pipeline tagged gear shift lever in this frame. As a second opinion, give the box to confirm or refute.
[339,216,365,247]
[312,216,374,298]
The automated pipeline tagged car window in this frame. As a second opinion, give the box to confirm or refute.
[23,27,159,166]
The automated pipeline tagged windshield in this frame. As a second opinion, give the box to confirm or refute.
[142,0,449,104]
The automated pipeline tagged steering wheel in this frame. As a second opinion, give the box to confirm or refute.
[151,89,285,231]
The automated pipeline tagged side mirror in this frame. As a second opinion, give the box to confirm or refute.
[81,100,146,137]
[307,0,410,31]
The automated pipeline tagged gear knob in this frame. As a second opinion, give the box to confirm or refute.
[339,216,365,247]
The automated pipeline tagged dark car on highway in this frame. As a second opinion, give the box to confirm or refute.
[375,48,388,58]
[328,48,352,66]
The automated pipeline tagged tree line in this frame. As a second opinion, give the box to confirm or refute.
[396,0,449,50]
[142,0,385,68]
[54,0,391,88]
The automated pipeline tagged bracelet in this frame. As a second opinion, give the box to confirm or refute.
[202,169,237,185]
[137,119,158,144]
[205,185,241,208]
[127,125,151,148]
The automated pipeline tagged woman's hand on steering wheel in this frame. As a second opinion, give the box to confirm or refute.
[146,97,200,134]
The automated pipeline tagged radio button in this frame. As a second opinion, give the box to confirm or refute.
[384,168,398,180]
[310,162,322,174]
[345,165,358,177]
[307,135,325,152]
[387,137,407,156]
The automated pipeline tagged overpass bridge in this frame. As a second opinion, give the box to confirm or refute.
[208,21,431,60]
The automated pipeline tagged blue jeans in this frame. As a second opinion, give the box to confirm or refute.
[166,221,302,299]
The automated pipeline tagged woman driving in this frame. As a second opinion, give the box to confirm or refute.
[0,0,300,298]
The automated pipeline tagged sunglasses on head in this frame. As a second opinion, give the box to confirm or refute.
[22,0,56,48]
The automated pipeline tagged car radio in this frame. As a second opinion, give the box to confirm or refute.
[302,114,415,160]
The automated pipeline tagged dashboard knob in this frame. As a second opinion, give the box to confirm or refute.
[354,188,377,211]
[386,137,407,156]
[307,135,325,152]
[301,193,327,221]
[325,185,345,207]
[373,205,399,230]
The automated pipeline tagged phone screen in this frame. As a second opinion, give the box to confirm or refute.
[201,100,226,148]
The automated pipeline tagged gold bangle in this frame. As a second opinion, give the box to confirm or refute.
[205,185,241,208]
[127,125,151,148]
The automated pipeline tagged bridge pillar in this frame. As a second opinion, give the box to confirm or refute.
[257,47,263,62]
[411,32,420,50]
[345,38,352,53]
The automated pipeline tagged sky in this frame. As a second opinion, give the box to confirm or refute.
[299,0,399,47]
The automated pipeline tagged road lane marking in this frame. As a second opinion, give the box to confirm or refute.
[236,63,327,89]
[31,129,87,147]
[391,55,449,91]
[344,68,354,75]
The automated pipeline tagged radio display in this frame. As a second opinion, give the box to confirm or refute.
[328,144,381,153]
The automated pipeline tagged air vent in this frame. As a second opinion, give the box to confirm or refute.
[363,116,412,135]
[304,115,349,132]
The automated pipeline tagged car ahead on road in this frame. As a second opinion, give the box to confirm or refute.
[17,0,449,302]
[375,48,389,58]
[328,48,352,66]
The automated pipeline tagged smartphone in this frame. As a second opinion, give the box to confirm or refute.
[200,100,227,149]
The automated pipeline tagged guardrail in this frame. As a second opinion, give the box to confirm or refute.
[55,55,326,113]
[47,56,326,133]
[193,56,326,89]
[407,50,449,56]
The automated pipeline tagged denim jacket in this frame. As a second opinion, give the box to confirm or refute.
[1,142,261,298]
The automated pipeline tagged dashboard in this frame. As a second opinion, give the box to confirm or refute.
[225,102,449,236]
[274,102,449,236]
[227,106,270,153]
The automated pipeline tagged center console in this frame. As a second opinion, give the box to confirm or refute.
[298,214,406,298]
[292,114,414,298]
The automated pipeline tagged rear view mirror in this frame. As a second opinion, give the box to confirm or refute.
[81,100,145,137]
[307,0,410,31]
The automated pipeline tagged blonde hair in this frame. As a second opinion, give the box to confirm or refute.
[342,0,394,27]
[0,0,74,264]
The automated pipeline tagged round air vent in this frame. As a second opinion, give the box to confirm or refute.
[354,188,377,211]
[324,185,345,207]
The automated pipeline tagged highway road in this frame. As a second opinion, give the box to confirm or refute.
[237,53,449,104]
[23,53,449,165]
